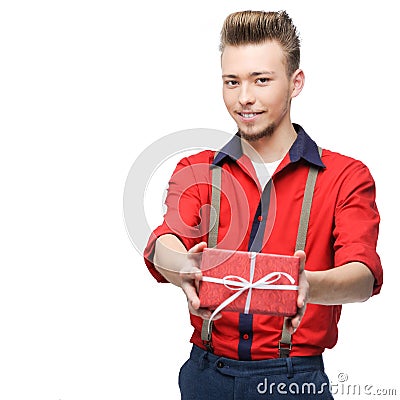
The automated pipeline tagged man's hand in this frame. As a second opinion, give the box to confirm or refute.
[179,242,211,320]
[285,250,308,334]
[180,242,222,320]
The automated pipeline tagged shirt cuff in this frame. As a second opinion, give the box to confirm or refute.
[143,228,192,283]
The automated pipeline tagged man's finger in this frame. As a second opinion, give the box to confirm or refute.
[297,282,308,308]
[294,250,306,273]
[188,241,207,254]
[181,280,200,310]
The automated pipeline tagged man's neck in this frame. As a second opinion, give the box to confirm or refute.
[241,123,297,163]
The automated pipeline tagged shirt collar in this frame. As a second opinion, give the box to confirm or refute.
[212,123,325,168]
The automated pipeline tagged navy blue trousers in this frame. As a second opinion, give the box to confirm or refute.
[179,345,334,399]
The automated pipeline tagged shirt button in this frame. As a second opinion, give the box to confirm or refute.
[258,215,263,222]
[217,361,224,368]
[243,333,249,340]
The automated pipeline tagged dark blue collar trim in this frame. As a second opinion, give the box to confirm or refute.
[289,124,325,168]
[212,133,242,165]
[212,124,325,169]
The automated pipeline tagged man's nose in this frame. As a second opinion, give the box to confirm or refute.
[238,83,255,106]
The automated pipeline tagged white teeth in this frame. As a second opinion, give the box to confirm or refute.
[242,113,256,118]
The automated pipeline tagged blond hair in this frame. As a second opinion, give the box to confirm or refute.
[220,10,300,77]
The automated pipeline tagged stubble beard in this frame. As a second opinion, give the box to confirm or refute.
[238,123,276,142]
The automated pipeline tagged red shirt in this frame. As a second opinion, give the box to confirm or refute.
[144,124,383,360]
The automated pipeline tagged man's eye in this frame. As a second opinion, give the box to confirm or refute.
[256,78,270,84]
[225,80,239,87]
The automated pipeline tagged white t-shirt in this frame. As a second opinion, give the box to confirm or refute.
[251,158,283,189]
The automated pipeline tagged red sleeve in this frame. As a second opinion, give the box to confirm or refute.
[333,161,383,295]
[143,153,211,282]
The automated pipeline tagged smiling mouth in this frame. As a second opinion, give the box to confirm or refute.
[237,111,264,119]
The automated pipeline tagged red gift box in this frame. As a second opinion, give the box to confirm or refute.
[199,248,300,317]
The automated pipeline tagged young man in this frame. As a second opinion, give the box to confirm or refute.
[144,10,382,399]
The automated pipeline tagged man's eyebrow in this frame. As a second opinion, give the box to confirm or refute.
[249,71,275,77]
[222,71,275,79]
[222,74,239,79]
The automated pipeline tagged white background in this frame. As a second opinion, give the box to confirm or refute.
[0,0,398,399]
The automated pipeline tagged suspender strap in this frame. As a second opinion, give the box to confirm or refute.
[201,161,222,351]
[295,160,320,252]
[207,164,222,249]
[279,146,322,357]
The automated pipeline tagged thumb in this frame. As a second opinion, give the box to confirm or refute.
[294,250,306,273]
[188,241,207,254]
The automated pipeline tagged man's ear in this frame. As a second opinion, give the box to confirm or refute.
[290,69,305,99]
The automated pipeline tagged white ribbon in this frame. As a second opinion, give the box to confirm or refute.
[202,252,298,335]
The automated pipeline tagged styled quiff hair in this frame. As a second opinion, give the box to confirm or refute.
[220,10,300,77]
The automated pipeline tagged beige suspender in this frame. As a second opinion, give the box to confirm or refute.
[278,146,322,357]
[295,152,321,252]
[201,147,322,356]
[207,164,222,249]
[201,163,222,351]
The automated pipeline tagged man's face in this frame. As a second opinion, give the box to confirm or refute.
[221,41,294,141]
